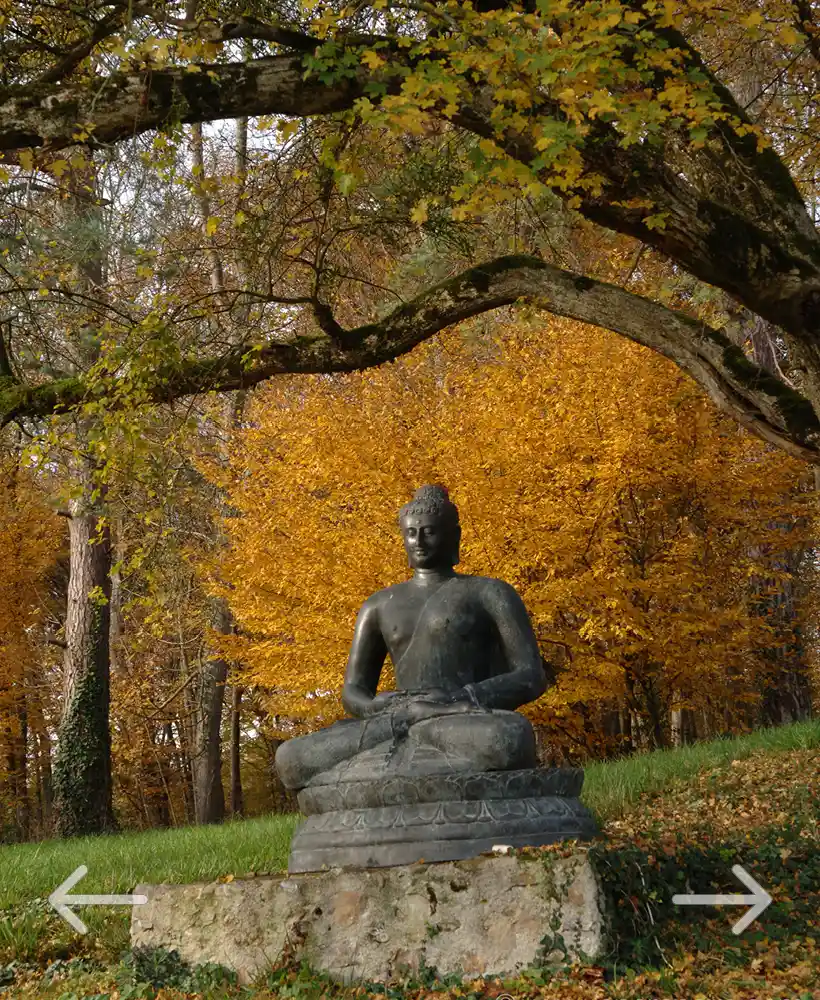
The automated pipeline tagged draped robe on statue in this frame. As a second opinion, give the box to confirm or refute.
[276,576,541,792]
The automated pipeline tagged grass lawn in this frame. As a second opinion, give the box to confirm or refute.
[4,719,817,907]
[0,813,300,908]
[2,718,819,998]
[582,716,820,817]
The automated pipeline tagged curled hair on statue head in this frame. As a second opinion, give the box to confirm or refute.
[398,484,459,526]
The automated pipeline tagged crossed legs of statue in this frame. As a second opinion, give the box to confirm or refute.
[275,706,537,791]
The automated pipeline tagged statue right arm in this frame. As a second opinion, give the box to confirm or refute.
[341,597,390,719]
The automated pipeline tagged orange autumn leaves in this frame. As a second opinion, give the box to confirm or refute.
[0,458,61,810]
[0,458,60,672]
[212,316,816,742]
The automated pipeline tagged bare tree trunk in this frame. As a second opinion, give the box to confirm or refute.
[193,602,228,824]
[757,549,814,725]
[187,104,232,817]
[38,735,53,832]
[670,706,683,748]
[747,518,814,727]
[5,693,29,841]
[109,517,125,675]
[173,719,195,824]
[2,458,30,840]
[187,99,249,824]
[53,464,115,836]
[31,703,53,833]
[230,685,244,816]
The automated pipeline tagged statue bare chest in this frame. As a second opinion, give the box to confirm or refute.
[377,581,496,666]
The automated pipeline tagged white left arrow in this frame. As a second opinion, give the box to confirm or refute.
[49,865,148,934]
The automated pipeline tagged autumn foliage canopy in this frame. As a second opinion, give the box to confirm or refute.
[214,317,817,755]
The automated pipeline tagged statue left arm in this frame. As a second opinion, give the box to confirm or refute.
[453,581,548,711]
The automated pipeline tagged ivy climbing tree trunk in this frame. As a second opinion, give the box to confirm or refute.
[53,464,116,836]
[52,153,116,838]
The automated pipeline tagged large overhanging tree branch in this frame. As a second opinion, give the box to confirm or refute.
[3,26,820,319]
[0,53,362,151]
[3,7,820,458]
[3,256,818,461]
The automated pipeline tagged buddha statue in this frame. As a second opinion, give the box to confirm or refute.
[277,485,597,872]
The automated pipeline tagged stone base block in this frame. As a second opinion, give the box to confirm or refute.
[131,852,606,985]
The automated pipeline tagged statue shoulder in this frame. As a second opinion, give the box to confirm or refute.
[357,582,406,616]
[470,575,526,607]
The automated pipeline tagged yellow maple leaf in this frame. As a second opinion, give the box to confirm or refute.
[410,200,429,225]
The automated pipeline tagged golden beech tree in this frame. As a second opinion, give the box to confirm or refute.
[214,317,816,754]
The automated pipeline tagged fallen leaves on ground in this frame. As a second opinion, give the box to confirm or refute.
[5,748,820,999]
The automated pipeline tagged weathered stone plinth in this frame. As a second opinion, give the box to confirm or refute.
[290,766,598,872]
[131,852,606,985]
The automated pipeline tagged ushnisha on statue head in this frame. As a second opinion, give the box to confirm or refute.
[398,484,462,571]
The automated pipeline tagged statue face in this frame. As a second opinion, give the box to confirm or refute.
[400,514,458,569]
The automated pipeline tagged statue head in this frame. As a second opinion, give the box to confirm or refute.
[398,484,461,570]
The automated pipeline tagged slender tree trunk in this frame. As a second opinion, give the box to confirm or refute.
[109,517,125,675]
[53,465,116,836]
[31,706,53,832]
[230,685,244,816]
[748,528,813,726]
[193,602,229,824]
[1,452,30,840]
[670,706,683,748]
[187,99,249,824]
[174,719,195,824]
[6,694,29,841]
[144,736,172,829]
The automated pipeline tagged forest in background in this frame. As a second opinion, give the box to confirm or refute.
[1,0,820,843]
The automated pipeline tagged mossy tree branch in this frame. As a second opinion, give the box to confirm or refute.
[3,35,820,346]
[3,256,818,461]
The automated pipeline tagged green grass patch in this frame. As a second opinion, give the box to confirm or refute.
[3,720,820,998]
[581,718,820,821]
[3,720,818,911]
[0,813,299,908]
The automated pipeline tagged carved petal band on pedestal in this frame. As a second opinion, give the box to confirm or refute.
[287,793,598,872]
[297,767,584,815]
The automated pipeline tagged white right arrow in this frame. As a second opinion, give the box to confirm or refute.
[672,864,773,935]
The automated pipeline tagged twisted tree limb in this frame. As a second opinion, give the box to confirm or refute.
[3,256,818,460]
